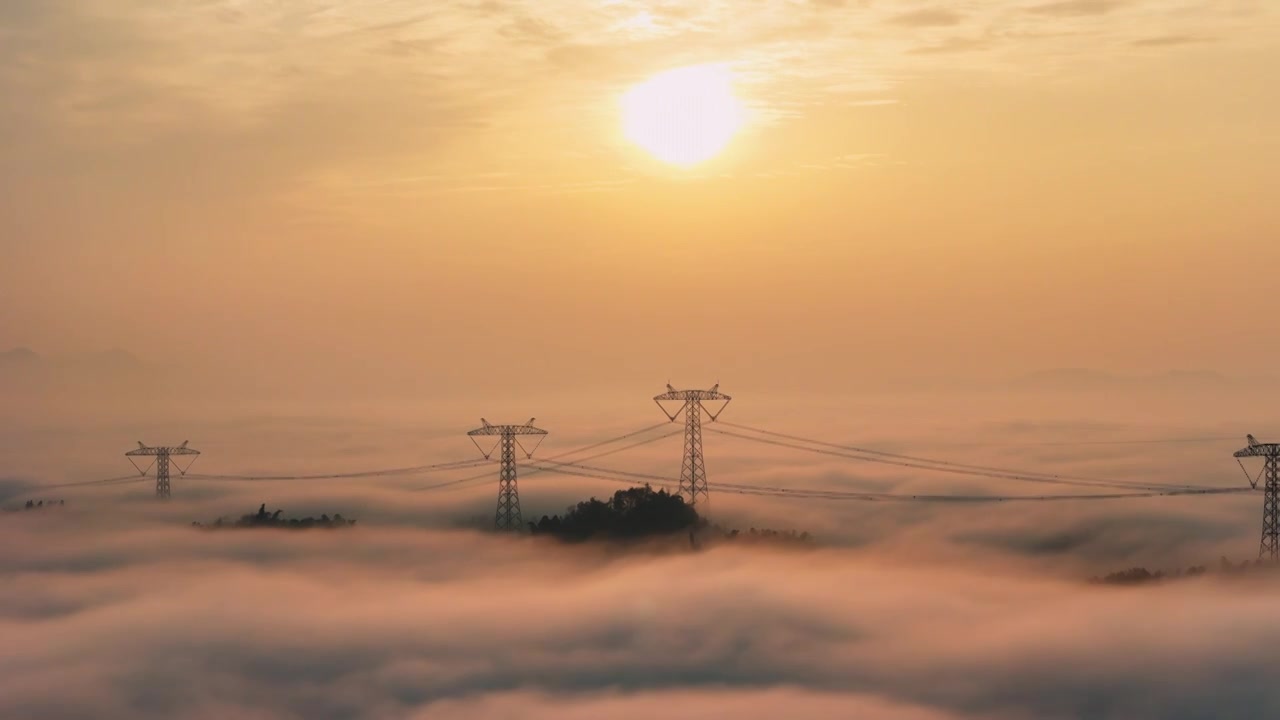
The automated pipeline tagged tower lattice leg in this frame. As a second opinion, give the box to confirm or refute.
[680,401,709,510]
[1262,454,1279,561]
[495,432,522,531]
[155,451,171,500]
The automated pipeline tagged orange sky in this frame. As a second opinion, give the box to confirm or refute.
[2,0,1278,398]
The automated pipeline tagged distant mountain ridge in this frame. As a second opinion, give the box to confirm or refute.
[0,347,42,370]
[0,346,150,389]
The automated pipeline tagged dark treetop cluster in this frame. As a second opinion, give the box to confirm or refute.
[715,526,814,546]
[194,503,356,530]
[1092,557,1279,585]
[527,484,814,546]
[529,485,700,542]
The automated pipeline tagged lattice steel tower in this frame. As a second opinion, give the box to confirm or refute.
[655,384,731,509]
[126,441,200,499]
[1235,435,1280,560]
[468,419,547,531]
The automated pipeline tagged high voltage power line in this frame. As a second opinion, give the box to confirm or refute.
[18,474,149,491]
[8,400,1270,568]
[412,422,686,497]
[524,459,675,486]
[517,458,1256,504]
[714,420,1203,489]
[707,423,1216,493]
[507,412,1253,504]
[407,467,499,493]
[539,422,673,462]
[545,428,682,465]
[187,457,490,482]
[24,457,501,501]
[13,408,1258,513]
[922,435,1244,448]
[520,462,675,491]
[707,483,1254,503]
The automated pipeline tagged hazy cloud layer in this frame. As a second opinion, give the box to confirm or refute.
[4,502,1280,719]
[2,394,1278,718]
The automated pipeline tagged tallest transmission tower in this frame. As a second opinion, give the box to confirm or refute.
[1235,434,1280,560]
[655,384,731,509]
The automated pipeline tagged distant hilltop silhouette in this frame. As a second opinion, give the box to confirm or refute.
[0,347,150,402]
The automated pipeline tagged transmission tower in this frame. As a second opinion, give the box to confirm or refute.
[1235,434,1280,560]
[654,384,731,509]
[468,418,547,531]
[125,441,200,499]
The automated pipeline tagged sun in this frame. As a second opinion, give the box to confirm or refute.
[621,65,744,167]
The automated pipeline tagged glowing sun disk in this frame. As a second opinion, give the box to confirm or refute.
[622,65,744,167]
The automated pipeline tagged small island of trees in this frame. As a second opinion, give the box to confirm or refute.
[194,503,356,530]
[529,485,698,541]
[1091,557,1279,585]
[528,485,814,547]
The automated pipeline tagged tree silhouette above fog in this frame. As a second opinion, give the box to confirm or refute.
[1091,557,1280,585]
[717,526,814,547]
[529,485,699,541]
[193,503,356,530]
[527,485,816,546]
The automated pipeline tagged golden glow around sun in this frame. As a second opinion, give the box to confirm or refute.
[622,65,744,167]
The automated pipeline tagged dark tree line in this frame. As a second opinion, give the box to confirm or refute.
[526,485,815,547]
[529,485,699,542]
[1091,557,1279,585]
[715,526,814,546]
[1092,566,1207,585]
[194,503,356,530]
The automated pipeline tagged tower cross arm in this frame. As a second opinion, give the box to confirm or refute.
[468,424,548,436]
[125,441,199,500]
[505,424,548,436]
[653,389,733,402]
[126,445,201,456]
[1235,445,1280,458]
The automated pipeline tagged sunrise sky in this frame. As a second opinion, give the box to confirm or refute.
[2,0,1278,401]
[5,5,1280,719]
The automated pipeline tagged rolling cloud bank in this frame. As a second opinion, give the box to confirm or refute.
[3,394,1279,720]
